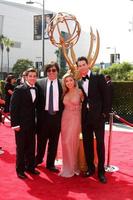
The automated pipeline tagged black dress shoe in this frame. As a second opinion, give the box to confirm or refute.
[35,160,43,167]
[46,166,59,173]
[17,172,27,179]
[82,170,95,177]
[26,169,40,175]
[98,174,107,184]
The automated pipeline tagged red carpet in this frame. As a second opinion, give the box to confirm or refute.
[0,123,133,200]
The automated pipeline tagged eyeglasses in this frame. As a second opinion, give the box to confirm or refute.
[47,68,57,73]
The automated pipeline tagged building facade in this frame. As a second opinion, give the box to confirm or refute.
[0,0,90,76]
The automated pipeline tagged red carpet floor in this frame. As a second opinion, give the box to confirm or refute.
[0,123,133,200]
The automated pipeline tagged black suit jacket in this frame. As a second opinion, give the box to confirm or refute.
[79,72,109,123]
[36,77,63,122]
[10,83,38,129]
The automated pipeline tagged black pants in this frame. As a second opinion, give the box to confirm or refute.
[15,127,36,173]
[36,111,61,167]
[82,115,105,175]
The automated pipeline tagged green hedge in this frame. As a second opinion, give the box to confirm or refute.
[112,82,133,123]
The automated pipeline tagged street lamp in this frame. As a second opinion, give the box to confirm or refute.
[26,0,45,71]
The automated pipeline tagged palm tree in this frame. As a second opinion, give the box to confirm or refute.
[4,37,14,73]
[0,35,5,78]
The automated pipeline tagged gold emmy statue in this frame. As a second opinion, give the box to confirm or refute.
[47,12,100,80]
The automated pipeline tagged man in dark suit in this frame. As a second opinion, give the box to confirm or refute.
[77,57,109,183]
[10,68,40,179]
[35,62,63,172]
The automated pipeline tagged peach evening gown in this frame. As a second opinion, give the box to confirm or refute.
[59,90,81,177]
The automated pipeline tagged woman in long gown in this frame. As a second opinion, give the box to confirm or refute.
[59,73,83,178]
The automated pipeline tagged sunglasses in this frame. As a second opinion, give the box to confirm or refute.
[47,68,57,73]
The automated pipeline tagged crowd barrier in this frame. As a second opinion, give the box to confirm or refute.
[113,112,133,127]
[105,112,133,172]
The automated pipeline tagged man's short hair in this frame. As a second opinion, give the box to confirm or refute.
[76,56,88,65]
[25,68,37,76]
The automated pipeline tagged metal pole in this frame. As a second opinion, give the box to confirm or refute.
[42,0,45,69]
[107,112,113,166]
[105,113,119,172]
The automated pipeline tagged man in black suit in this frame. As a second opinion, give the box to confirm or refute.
[35,62,63,172]
[10,68,40,179]
[77,57,109,183]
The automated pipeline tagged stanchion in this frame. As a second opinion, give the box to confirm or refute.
[114,112,133,127]
[105,113,119,172]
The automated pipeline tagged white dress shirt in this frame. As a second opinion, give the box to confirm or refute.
[82,70,91,96]
[45,78,59,111]
[26,81,36,102]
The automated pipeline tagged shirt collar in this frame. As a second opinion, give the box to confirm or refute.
[87,70,91,77]
[47,78,57,83]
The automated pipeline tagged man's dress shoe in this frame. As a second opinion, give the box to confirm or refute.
[82,170,95,177]
[35,160,43,167]
[98,174,107,183]
[46,166,59,173]
[17,172,27,179]
[26,169,40,175]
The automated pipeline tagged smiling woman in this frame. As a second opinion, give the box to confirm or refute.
[59,72,83,177]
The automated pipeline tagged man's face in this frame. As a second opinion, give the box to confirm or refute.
[26,72,37,86]
[47,66,58,80]
[77,60,88,77]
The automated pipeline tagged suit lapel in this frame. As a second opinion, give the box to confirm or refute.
[58,79,62,99]
[24,83,38,104]
[44,78,47,100]
[38,78,47,100]
[78,80,86,98]
[33,86,38,104]
[88,72,92,95]
[24,83,33,102]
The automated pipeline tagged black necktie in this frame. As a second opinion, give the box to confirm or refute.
[82,75,90,81]
[48,81,54,115]
[30,87,36,90]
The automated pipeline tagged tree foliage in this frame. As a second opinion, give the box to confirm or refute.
[92,66,101,74]
[100,62,133,81]
[12,59,33,77]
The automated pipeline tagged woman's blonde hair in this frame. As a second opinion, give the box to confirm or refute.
[62,71,77,97]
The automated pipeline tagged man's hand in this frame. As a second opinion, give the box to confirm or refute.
[102,113,106,118]
[14,127,21,132]
[0,99,5,105]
